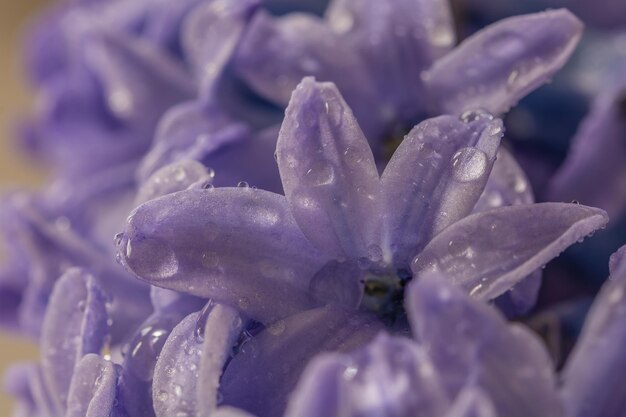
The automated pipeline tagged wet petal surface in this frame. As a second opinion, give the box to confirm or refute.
[66,354,120,417]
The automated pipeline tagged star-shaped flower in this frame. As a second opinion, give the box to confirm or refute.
[114,78,607,416]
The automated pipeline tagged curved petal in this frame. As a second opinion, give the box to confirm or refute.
[561,245,626,417]
[82,27,194,124]
[118,298,202,417]
[182,0,259,95]
[473,147,534,212]
[4,363,38,417]
[381,114,503,268]
[445,387,497,417]
[407,275,564,417]
[152,302,242,417]
[117,188,328,323]
[134,160,214,206]
[40,268,109,415]
[412,203,608,300]
[66,354,120,417]
[212,407,258,417]
[284,333,450,417]
[233,11,375,110]
[325,0,455,123]
[424,9,583,115]
[277,78,381,259]
[547,74,626,220]
[220,306,382,417]
[473,147,540,317]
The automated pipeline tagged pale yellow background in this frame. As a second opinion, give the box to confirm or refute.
[0,0,47,414]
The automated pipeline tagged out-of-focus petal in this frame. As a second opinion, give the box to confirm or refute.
[561,245,626,417]
[40,268,109,415]
[117,188,328,323]
[407,275,564,417]
[182,0,259,95]
[547,74,626,220]
[220,306,382,417]
[424,9,583,115]
[284,332,450,417]
[277,78,381,259]
[444,387,497,417]
[66,354,120,417]
[82,27,194,124]
[152,302,242,417]
[212,407,258,417]
[412,203,608,300]
[381,114,503,268]
[234,11,375,109]
[325,0,455,124]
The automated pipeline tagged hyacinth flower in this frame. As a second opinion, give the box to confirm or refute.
[108,78,608,417]
[282,242,626,417]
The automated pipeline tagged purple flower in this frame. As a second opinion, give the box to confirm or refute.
[111,78,607,416]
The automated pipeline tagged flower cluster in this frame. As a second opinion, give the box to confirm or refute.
[1,0,626,416]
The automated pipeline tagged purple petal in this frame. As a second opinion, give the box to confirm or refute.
[220,306,382,417]
[325,0,455,123]
[381,114,503,268]
[153,302,242,417]
[40,268,109,415]
[424,9,583,115]
[445,387,497,417]
[28,365,58,417]
[212,407,257,417]
[277,78,381,259]
[233,11,375,109]
[309,259,364,308]
[82,27,194,124]
[561,245,626,417]
[149,286,205,313]
[473,147,540,317]
[66,354,120,417]
[118,299,201,417]
[134,160,214,205]
[182,0,259,95]
[285,332,450,417]
[117,188,327,323]
[547,75,626,219]
[610,245,626,275]
[4,363,37,416]
[473,147,534,212]
[412,203,608,300]
[407,275,564,417]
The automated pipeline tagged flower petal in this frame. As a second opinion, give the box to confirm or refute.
[233,11,375,109]
[118,298,202,417]
[117,188,327,323]
[212,407,258,417]
[444,387,497,417]
[277,78,381,259]
[407,275,564,417]
[325,0,455,123]
[424,9,583,115]
[40,268,109,415]
[473,147,540,317]
[561,245,626,417]
[134,160,214,206]
[284,332,450,417]
[381,114,503,268]
[82,27,194,124]
[152,302,242,417]
[182,0,259,94]
[547,75,626,219]
[412,203,608,300]
[220,306,382,417]
[66,354,120,417]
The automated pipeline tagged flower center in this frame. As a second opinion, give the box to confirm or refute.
[360,266,413,327]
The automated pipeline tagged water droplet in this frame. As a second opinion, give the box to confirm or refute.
[195,301,215,342]
[173,384,183,397]
[367,245,383,263]
[305,161,335,186]
[174,167,186,182]
[507,69,520,89]
[460,109,494,123]
[77,300,86,312]
[128,323,171,381]
[329,10,354,34]
[451,148,488,182]
[343,364,358,380]
[237,181,250,189]
[429,24,454,48]
[156,391,169,402]
[201,252,219,269]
